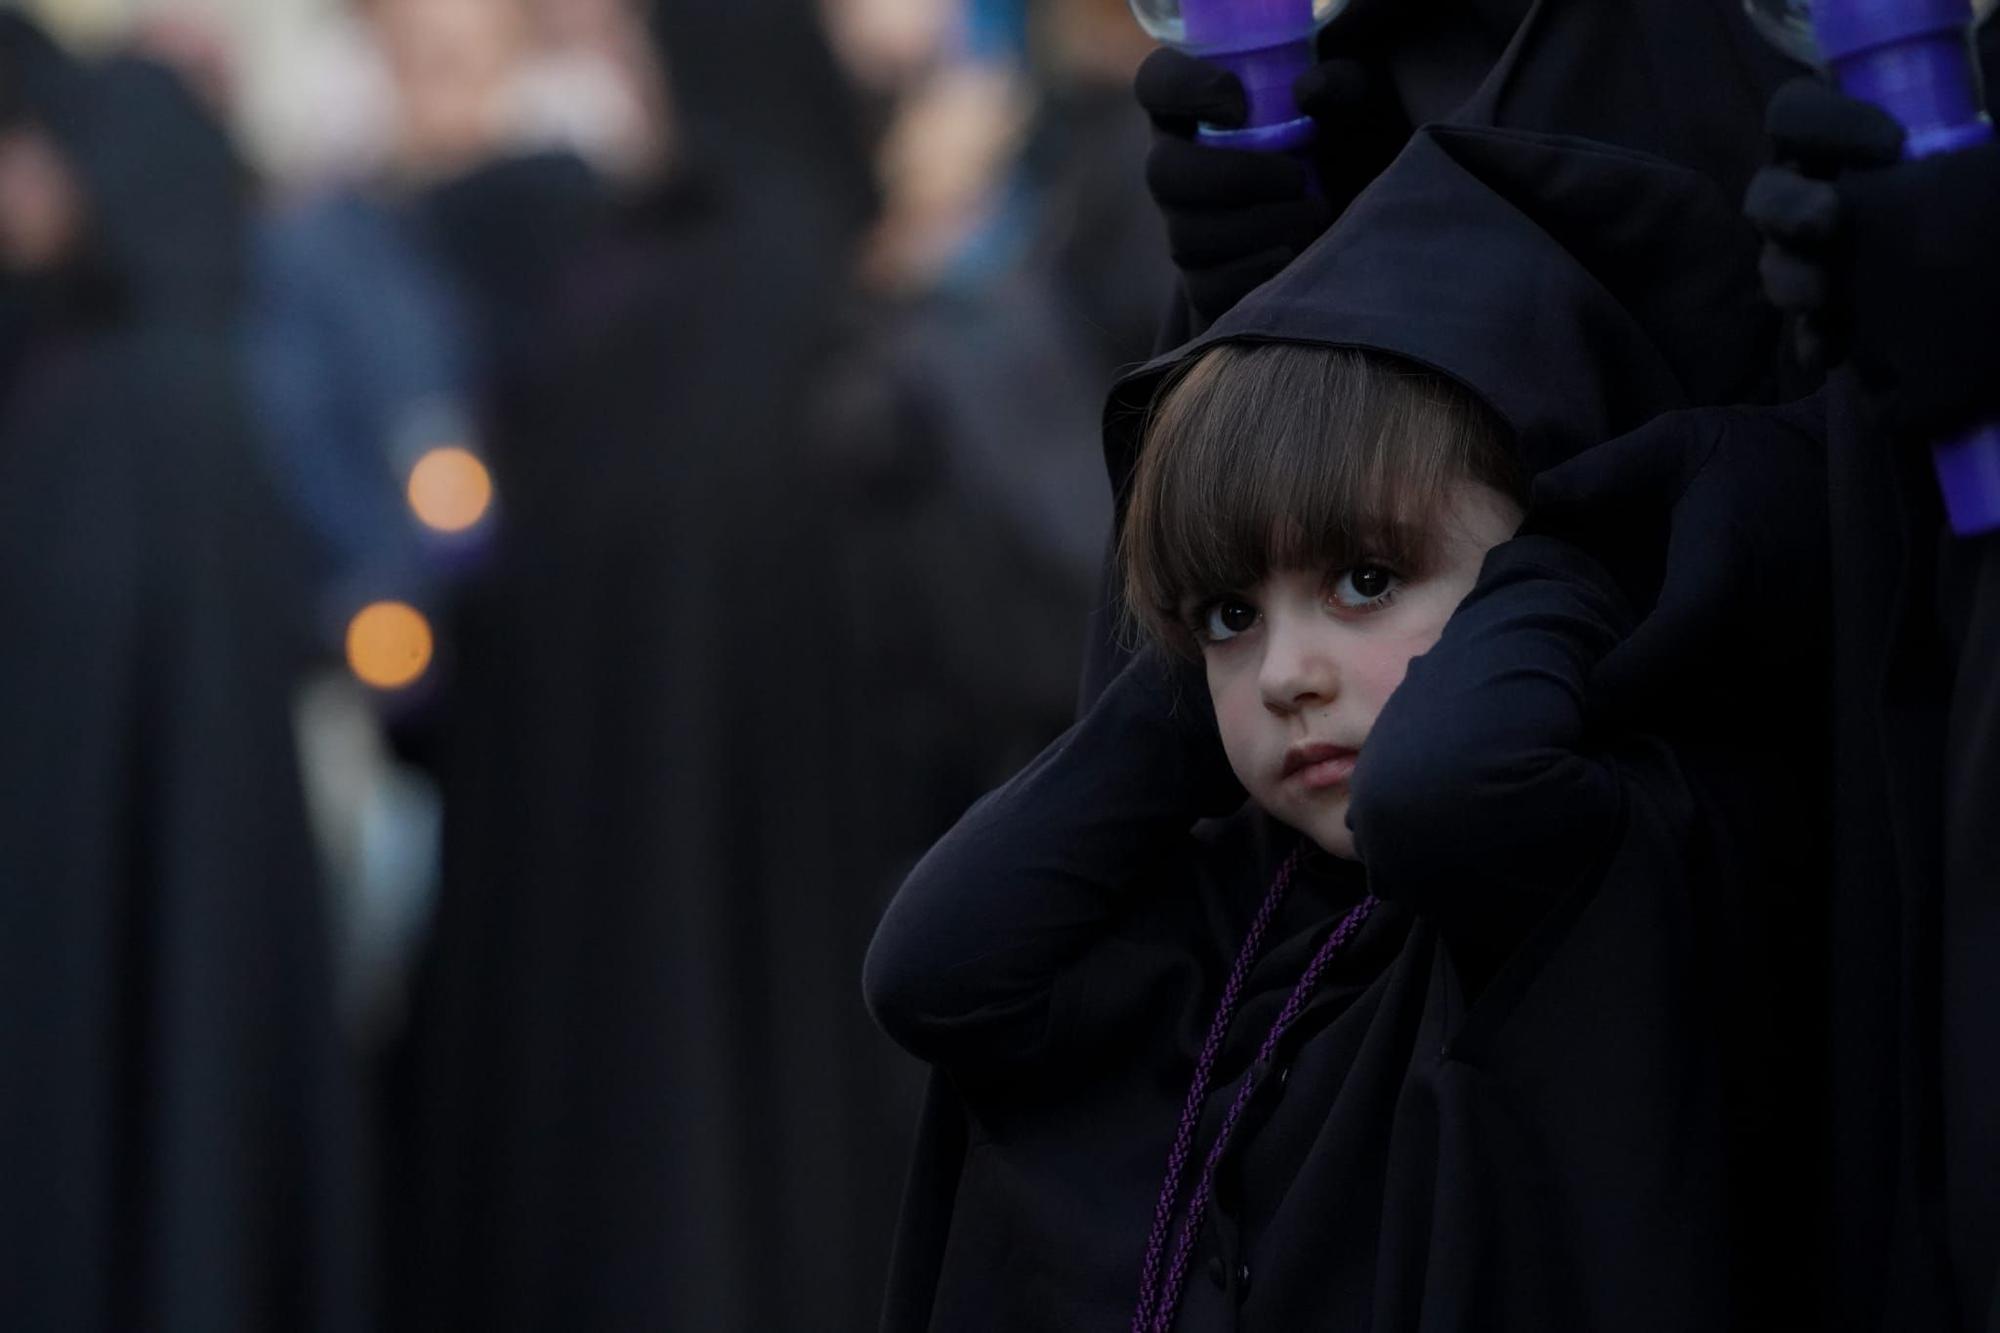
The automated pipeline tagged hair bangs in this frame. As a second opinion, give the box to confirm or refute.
[1121,342,1516,655]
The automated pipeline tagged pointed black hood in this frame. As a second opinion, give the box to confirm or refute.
[646,0,877,236]
[63,58,247,324]
[0,12,74,128]
[1318,0,1794,206]
[1104,123,1774,500]
[1,47,246,327]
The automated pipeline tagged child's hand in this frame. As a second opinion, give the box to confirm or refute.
[1135,44,1408,330]
[1527,405,1829,727]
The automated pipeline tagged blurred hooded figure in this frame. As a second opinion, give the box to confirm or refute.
[0,20,365,1333]
[247,0,620,1056]
[245,0,604,651]
[810,0,1172,916]
[380,2,900,1329]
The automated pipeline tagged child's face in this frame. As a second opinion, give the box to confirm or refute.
[1197,480,1523,859]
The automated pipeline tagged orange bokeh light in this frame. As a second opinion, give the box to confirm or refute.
[346,601,434,690]
[407,445,494,534]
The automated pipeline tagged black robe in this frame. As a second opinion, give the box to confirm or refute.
[1816,373,2000,1333]
[1940,45,2000,1333]
[868,125,1830,1332]
[1811,30,2000,1333]
[0,50,364,1333]
[1333,0,1791,199]
[381,6,902,1329]
[1941,528,2000,1333]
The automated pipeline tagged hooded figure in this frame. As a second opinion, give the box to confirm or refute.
[380,3,899,1330]
[1714,24,2000,1329]
[1102,0,1798,703]
[0,35,365,1333]
[866,121,1832,1331]
[1367,0,1793,200]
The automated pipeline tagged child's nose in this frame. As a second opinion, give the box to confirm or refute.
[1259,621,1338,713]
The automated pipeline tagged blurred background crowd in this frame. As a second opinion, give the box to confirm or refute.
[0,0,1173,1326]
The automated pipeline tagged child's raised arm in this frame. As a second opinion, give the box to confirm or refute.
[863,651,1242,1069]
[1348,534,1632,932]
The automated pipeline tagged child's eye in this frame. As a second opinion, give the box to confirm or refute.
[1200,597,1261,642]
[1330,564,1401,610]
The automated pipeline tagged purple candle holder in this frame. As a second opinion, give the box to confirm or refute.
[1815,0,2000,535]
[1130,0,1331,152]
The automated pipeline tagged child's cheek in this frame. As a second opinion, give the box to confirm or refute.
[1352,627,1450,735]
[1206,665,1266,793]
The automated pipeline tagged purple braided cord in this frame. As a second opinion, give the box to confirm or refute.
[1130,850,1302,1333]
[1133,865,1381,1333]
[1150,892,1378,1331]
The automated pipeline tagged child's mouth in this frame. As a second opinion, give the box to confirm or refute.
[1281,743,1359,791]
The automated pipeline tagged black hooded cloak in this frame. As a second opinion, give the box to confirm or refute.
[381,4,900,1329]
[0,43,365,1333]
[1940,531,2000,1333]
[867,124,1831,1332]
[1802,30,2000,1333]
[1089,0,1798,703]
[1801,369,1961,1333]
[1809,307,2000,1333]
[1326,0,1793,199]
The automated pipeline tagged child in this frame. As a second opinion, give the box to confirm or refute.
[866,126,1828,1332]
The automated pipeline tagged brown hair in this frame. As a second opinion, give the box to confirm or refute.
[1120,342,1519,655]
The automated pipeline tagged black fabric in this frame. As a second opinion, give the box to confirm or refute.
[382,4,900,1328]
[0,51,364,1333]
[1029,77,1179,376]
[646,0,878,245]
[808,65,1167,929]
[1940,533,2000,1333]
[873,123,1828,1331]
[1798,234,2000,1333]
[1105,128,1775,499]
[1812,355,2000,1333]
[416,150,608,387]
[0,11,68,127]
[1810,370,1965,1333]
[1136,0,1792,343]
[1092,0,1796,705]
[1840,141,2000,437]
[1528,397,1832,726]
[1744,76,2000,428]
[869,530,1826,1331]
[1135,45,1407,330]
[1441,0,1792,205]
[1745,67,2000,1333]
[385,180,868,1333]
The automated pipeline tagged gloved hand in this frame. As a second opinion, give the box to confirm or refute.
[1746,77,2000,436]
[1136,44,1408,330]
[1744,78,1903,376]
[1526,404,1830,727]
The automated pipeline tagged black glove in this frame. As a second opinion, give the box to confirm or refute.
[1747,77,2000,436]
[1527,405,1830,728]
[1744,77,1904,374]
[1136,44,1408,330]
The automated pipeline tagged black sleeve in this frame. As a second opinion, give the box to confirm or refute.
[1348,534,1633,928]
[863,651,1238,1068]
